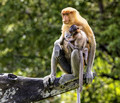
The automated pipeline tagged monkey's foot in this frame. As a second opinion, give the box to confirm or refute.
[59,74,77,85]
[43,75,56,87]
[85,71,93,84]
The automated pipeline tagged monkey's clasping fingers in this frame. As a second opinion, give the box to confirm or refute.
[86,78,93,84]
[50,75,56,84]
[43,75,51,88]
[43,75,56,88]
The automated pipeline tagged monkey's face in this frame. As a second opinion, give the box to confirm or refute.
[62,13,70,24]
[61,7,76,24]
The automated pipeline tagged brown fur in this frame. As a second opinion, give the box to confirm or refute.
[61,7,96,72]
[61,7,94,42]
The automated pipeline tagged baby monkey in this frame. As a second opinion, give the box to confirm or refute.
[65,25,89,103]
[65,25,88,65]
[65,25,89,95]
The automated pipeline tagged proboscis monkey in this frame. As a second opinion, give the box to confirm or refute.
[44,7,96,89]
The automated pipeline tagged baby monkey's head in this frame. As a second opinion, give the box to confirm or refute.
[69,25,80,36]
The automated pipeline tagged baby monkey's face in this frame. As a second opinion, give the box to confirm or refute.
[69,25,79,36]
[70,30,77,36]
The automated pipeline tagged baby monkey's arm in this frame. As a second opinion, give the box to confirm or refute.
[67,41,78,50]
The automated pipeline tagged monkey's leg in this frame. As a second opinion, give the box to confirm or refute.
[43,49,57,87]
[44,44,62,86]
[67,43,73,58]
[71,49,80,77]
[44,44,72,87]
[51,44,72,82]
[51,49,57,76]
[49,45,60,84]
[83,48,88,65]
[86,38,96,83]
[58,49,72,74]
[79,50,83,92]
[71,49,80,103]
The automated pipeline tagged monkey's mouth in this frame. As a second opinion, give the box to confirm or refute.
[63,20,70,24]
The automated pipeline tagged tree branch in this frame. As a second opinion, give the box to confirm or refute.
[97,0,105,20]
[98,0,104,14]
[0,73,95,103]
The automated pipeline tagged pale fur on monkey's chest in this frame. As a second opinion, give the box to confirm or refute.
[62,29,87,62]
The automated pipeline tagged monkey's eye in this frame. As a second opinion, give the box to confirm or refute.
[66,13,69,15]
[70,31,75,36]
[62,13,65,16]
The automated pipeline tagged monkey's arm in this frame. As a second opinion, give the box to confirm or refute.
[67,42,78,50]
[82,22,96,83]
[86,36,96,83]
[79,21,96,83]
[44,44,61,87]
[54,35,64,45]
[44,35,64,86]
[54,35,64,57]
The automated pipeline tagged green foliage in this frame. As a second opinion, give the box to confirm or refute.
[0,0,120,103]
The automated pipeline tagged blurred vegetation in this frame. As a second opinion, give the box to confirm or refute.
[0,0,120,103]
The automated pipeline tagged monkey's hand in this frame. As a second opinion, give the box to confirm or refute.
[67,42,75,50]
[85,71,93,84]
[54,42,62,58]
[43,74,56,88]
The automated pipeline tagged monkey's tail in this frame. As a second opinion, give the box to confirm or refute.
[79,50,84,92]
